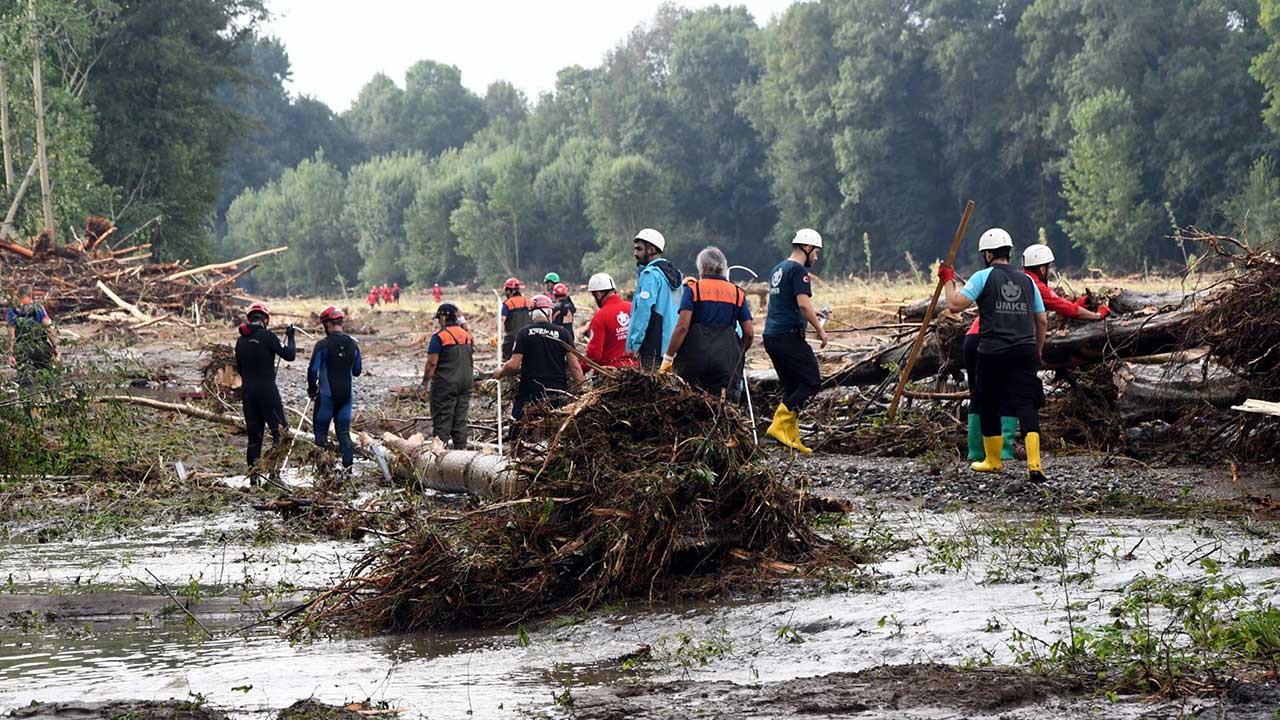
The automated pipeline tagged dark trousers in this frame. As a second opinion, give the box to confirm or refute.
[976,347,1044,437]
[509,389,566,442]
[764,330,821,412]
[430,381,471,449]
[314,394,354,468]
[243,387,287,469]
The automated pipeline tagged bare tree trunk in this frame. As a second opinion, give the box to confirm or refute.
[0,59,13,195]
[30,0,54,233]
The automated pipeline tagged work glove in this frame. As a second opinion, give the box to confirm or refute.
[936,264,955,284]
[1097,305,1111,319]
[307,387,317,401]
[286,324,296,339]
[1073,294,1089,307]
[659,355,675,374]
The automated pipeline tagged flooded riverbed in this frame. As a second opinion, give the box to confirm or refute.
[4,506,1277,718]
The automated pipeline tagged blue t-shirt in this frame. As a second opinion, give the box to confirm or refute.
[6,304,48,326]
[679,276,752,328]
[961,267,1045,312]
[763,260,811,336]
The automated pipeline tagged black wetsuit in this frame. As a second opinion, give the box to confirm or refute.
[234,323,296,469]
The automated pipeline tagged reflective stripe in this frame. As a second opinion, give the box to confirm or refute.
[434,326,473,347]
[693,278,743,307]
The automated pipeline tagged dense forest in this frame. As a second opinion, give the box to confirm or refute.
[6,0,1280,292]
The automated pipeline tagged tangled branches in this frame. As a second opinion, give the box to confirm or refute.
[296,371,849,634]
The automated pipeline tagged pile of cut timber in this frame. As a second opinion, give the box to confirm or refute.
[0,218,285,325]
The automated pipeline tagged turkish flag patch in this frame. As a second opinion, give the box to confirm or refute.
[802,275,810,283]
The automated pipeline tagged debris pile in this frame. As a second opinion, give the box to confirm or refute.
[0,220,285,325]
[298,370,848,633]
[800,230,1280,462]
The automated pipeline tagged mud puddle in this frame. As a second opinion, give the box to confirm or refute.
[3,509,1278,718]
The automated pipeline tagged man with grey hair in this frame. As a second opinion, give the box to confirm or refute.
[660,246,754,398]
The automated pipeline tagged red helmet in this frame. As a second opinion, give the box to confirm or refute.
[246,302,270,321]
[319,306,345,323]
[503,277,522,290]
[530,294,555,311]
[552,282,569,297]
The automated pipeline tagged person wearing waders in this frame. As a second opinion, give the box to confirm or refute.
[495,294,583,442]
[583,273,636,371]
[551,282,575,333]
[660,246,754,398]
[763,229,829,453]
[501,277,532,361]
[234,302,296,477]
[308,306,363,470]
[6,285,58,394]
[626,228,682,370]
[941,228,1050,483]
[422,303,474,450]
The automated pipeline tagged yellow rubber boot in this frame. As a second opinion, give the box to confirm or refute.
[787,411,813,454]
[970,436,1004,473]
[1026,432,1048,483]
[766,404,793,447]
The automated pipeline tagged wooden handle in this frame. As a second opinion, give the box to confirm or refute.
[886,200,975,419]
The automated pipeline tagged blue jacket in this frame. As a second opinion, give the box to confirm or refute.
[626,258,681,356]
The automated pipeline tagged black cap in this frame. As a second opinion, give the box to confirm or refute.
[435,303,459,317]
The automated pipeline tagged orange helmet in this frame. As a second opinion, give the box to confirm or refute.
[503,277,522,290]
[552,282,569,298]
[319,306,345,323]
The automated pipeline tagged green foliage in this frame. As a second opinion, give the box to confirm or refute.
[1223,154,1280,243]
[224,151,358,293]
[583,153,674,278]
[1059,89,1161,269]
[343,153,423,285]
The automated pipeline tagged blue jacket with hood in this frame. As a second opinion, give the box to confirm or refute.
[626,257,682,358]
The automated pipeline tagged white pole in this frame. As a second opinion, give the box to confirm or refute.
[743,362,759,445]
[278,397,313,478]
[495,294,504,455]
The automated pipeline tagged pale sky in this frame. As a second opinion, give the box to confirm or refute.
[261,0,798,113]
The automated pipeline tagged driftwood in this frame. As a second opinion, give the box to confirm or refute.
[1113,360,1245,421]
[1233,399,1280,418]
[1041,305,1196,369]
[1107,289,1198,315]
[164,246,287,281]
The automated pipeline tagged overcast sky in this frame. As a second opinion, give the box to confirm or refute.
[260,0,798,113]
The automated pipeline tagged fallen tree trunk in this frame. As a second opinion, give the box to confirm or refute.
[1041,305,1196,369]
[1107,289,1199,315]
[164,246,287,281]
[1113,360,1245,421]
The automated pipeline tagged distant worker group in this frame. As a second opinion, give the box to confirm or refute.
[212,223,1089,485]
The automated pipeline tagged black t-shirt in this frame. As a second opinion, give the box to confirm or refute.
[512,321,574,398]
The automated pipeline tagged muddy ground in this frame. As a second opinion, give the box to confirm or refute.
[2,291,1279,719]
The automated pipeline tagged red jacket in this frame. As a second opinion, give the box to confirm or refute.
[967,268,1079,336]
[586,293,637,370]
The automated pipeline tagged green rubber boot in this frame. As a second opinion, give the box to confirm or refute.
[1001,416,1018,461]
[967,414,984,461]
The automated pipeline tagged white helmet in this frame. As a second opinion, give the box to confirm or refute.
[1023,244,1055,267]
[978,228,1014,252]
[634,228,666,253]
[792,228,823,248]
[587,272,615,292]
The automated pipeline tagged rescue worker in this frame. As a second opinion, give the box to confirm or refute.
[543,272,561,295]
[308,306,363,470]
[367,287,379,309]
[500,277,532,361]
[495,294,584,441]
[433,283,442,303]
[584,273,636,371]
[422,303,474,449]
[660,246,754,398]
[233,302,295,473]
[392,282,401,304]
[941,228,1049,483]
[626,228,681,369]
[551,282,575,332]
[763,229,829,453]
[6,285,58,391]
[380,284,393,305]
[961,244,1111,462]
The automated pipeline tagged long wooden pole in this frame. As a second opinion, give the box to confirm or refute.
[163,245,288,281]
[886,200,974,420]
[30,0,54,234]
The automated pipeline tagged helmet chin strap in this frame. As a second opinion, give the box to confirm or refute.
[801,246,816,268]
